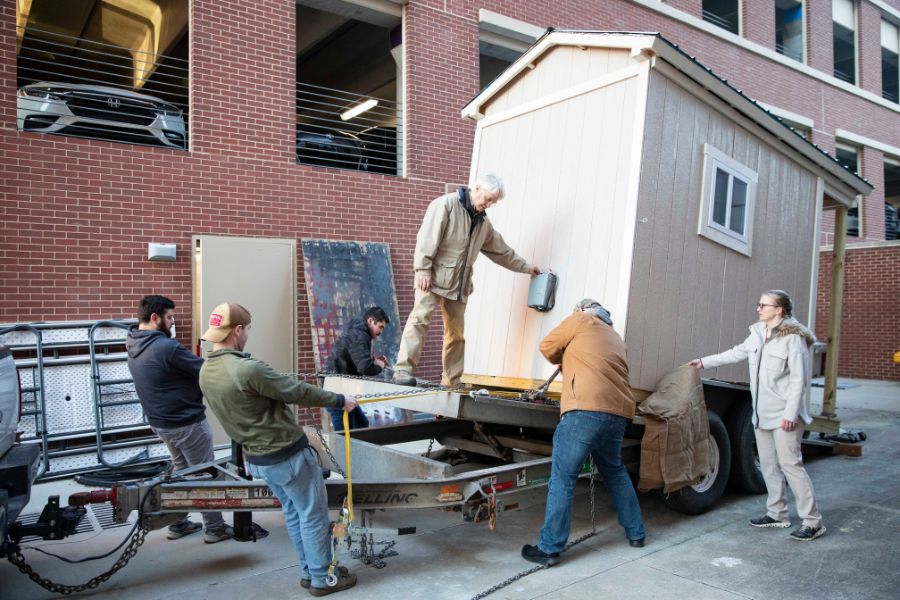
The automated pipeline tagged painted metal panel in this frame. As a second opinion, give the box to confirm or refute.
[300,239,401,371]
[193,235,297,444]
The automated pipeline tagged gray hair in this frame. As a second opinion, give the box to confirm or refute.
[474,173,505,200]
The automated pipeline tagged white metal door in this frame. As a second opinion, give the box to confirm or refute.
[192,235,297,445]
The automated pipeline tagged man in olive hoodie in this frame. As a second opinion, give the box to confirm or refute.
[126,295,233,544]
[198,302,359,596]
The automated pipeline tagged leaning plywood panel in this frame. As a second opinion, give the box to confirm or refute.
[626,72,819,391]
[464,63,650,381]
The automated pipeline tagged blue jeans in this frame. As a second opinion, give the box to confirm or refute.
[246,448,333,588]
[539,410,645,553]
[329,406,369,431]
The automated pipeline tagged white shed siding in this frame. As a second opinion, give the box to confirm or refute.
[626,72,819,391]
[482,47,634,117]
[464,64,648,381]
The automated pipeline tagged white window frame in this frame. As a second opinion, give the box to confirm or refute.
[775,0,807,64]
[698,143,758,256]
[832,0,859,85]
[882,19,900,103]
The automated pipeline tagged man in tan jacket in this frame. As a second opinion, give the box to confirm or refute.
[522,299,646,567]
[393,174,540,386]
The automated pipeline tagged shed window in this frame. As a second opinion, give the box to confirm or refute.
[698,144,758,256]
[775,0,804,63]
[833,0,856,84]
[703,0,740,34]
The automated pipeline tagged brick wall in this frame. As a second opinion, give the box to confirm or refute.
[816,243,900,381]
[2,0,899,437]
[743,0,775,48]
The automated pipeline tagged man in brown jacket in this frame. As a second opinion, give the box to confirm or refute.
[393,174,540,386]
[522,299,646,566]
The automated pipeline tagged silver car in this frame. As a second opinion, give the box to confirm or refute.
[17,82,186,149]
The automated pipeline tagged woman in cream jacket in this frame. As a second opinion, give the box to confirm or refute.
[689,290,825,541]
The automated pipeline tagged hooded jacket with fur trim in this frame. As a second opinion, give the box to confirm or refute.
[700,317,816,429]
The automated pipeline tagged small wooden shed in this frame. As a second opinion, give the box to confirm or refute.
[460,31,872,397]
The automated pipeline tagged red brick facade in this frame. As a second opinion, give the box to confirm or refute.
[816,244,900,381]
[2,0,898,404]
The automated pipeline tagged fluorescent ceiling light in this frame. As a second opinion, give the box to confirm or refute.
[341,98,378,121]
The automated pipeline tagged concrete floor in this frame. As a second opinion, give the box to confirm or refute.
[3,379,898,600]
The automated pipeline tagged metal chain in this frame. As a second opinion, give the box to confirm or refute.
[424,437,435,458]
[470,456,599,600]
[313,425,347,479]
[7,526,150,595]
[487,493,497,532]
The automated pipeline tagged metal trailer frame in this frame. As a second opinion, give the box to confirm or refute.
[0,319,168,479]
[0,325,50,479]
[106,417,635,529]
[87,320,158,469]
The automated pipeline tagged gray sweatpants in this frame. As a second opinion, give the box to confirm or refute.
[755,423,823,528]
[152,419,226,531]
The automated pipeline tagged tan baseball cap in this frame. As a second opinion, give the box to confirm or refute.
[202,303,251,343]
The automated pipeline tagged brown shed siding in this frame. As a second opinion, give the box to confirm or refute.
[626,71,819,391]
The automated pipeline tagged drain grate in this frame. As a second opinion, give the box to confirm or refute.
[17,502,132,543]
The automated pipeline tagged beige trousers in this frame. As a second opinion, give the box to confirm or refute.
[754,424,822,528]
[395,288,467,386]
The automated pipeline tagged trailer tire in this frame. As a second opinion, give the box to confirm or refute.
[726,402,767,494]
[661,411,731,515]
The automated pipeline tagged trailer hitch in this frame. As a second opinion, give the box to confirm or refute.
[4,495,86,556]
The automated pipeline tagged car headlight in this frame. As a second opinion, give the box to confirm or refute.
[152,103,182,118]
[20,87,66,101]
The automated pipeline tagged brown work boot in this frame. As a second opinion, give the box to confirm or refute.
[308,571,357,596]
[301,566,349,589]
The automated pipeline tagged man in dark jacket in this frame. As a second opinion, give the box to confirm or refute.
[126,295,233,544]
[325,306,390,430]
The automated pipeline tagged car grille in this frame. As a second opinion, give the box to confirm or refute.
[66,93,157,126]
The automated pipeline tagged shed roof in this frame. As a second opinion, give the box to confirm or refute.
[462,30,873,199]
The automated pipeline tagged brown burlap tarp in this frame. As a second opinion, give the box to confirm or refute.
[637,366,712,493]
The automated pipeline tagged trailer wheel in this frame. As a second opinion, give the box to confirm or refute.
[661,411,731,515]
[726,401,766,494]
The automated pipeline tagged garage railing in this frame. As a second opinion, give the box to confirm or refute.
[15,26,189,151]
[296,81,403,176]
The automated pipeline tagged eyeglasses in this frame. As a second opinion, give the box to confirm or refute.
[757,303,778,309]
